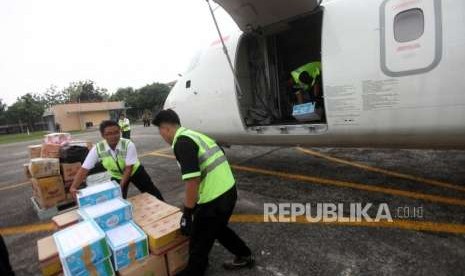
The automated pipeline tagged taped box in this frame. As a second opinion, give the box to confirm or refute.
[29,158,60,178]
[29,144,43,159]
[128,193,180,228]
[44,133,72,145]
[52,210,81,229]
[54,220,112,275]
[166,240,189,276]
[106,221,149,271]
[77,181,121,208]
[61,162,81,182]
[37,235,62,276]
[24,163,32,179]
[42,143,62,158]
[32,176,66,209]
[142,212,183,253]
[117,254,168,276]
[79,198,132,231]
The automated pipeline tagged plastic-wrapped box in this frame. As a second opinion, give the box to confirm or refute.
[63,257,114,276]
[53,220,112,275]
[105,221,149,271]
[44,133,72,145]
[77,181,121,207]
[292,102,321,122]
[79,198,132,231]
[29,158,60,178]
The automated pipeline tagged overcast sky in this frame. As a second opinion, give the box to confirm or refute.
[0,0,239,105]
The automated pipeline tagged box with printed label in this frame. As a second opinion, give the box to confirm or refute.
[77,181,121,207]
[142,212,183,252]
[166,240,189,276]
[63,257,114,276]
[61,162,81,182]
[54,220,112,275]
[79,198,132,231]
[44,133,72,145]
[41,143,62,158]
[128,193,180,228]
[37,235,62,276]
[117,254,168,276]
[29,144,43,159]
[29,158,61,178]
[106,221,149,271]
[32,176,66,208]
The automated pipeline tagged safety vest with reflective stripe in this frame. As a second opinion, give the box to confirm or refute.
[96,138,140,180]
[291,62,321,89]
[173,127,235,204]
[118,119,131,132]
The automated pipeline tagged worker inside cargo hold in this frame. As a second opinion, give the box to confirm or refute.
[69,120,164,200]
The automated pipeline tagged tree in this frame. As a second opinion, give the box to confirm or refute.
[63,80,109,103]
[6,93,45,131]
[0,99,7,125]
[42,85,67,107]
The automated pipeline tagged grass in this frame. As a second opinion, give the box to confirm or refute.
[0,131,48,145]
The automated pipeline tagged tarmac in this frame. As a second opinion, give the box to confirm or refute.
[0,125,464,276]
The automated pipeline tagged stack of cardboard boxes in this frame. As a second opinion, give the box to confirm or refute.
[37,186,190,276]
[25,133,91,210]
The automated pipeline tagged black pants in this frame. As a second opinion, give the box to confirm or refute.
[179,185,251,276]
[113,165,164,201]
[122,131,131,139]
[0,235,14,276]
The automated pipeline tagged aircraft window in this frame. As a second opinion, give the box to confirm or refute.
[394,8,424,43]
[186,80,191,89]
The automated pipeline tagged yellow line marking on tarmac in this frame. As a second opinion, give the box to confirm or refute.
[230,215,465,235]
[0,181,30,192]
[2,216,465,236]
[147,152,465,207]
[297,147,465,193]
[140,147,172,158]
[0,222,55,236]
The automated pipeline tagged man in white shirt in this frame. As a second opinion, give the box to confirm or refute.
[118,113,131,139]
[69,120,163,200]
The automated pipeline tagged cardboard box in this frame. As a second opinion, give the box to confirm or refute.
[54,220,112,275]
[44,133,72,145]
[37,235,62,276]
[41,143,62,158]
[60,162,81,182]
[31,176,66,209]
[52,210,81,229]
[24,163,32,179]
[29,144,42,159]
[118,254,168,276]
[29,158,60,178]
[79,198,132,231]
[166,241,189,276]
[151,235,188,256]
[77,181,121,207]
[142,212,183,252]
[106,221,149,271]
[128,193,180,228]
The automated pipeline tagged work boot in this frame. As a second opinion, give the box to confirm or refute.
[223,255,255,270]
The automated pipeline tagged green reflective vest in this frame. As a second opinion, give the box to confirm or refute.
[96,138,140,180]
[118,119,131,132]
[173,127,235,204]
[291,62,322,89]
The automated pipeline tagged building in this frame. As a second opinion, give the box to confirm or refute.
[43,101,126,132]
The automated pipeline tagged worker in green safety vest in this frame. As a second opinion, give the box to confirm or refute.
[70,120,163,200]
[118,113,131,139]
[153,109,254,276]
[291,61,322,105]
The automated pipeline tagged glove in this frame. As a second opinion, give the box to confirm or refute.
[180,206,193,236]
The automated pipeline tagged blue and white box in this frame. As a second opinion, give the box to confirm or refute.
[292,102,321,122]
[105,221,149,271]
[54,220,112,275]
[79,198,133,231]
[63,257,114,276]
[77,181,121,207]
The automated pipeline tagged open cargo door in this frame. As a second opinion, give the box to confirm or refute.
[213,0,321,31]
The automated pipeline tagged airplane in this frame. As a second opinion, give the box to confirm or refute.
[163,0,465,149]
